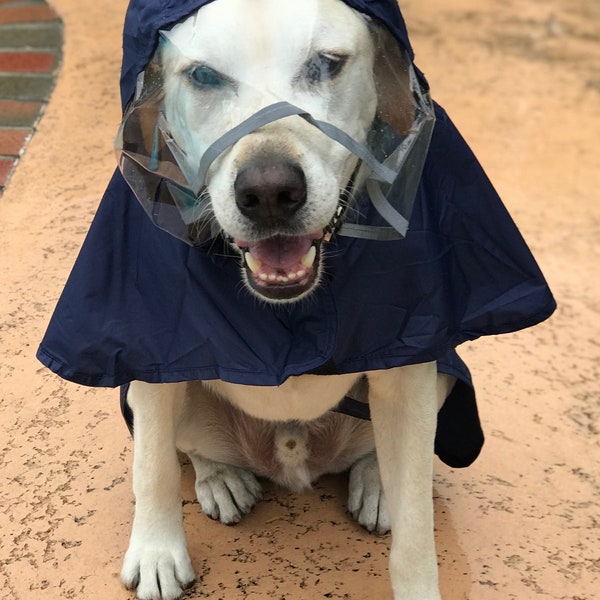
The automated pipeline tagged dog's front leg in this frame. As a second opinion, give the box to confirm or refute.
[368,363,441,600]
[121,381,195,600]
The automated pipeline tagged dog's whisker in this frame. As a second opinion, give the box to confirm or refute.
[338,188,367,223]
[322,245,345,260]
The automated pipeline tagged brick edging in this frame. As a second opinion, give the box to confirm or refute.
[0,0,63,193]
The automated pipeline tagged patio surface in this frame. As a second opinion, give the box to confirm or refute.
[0,0,598,599]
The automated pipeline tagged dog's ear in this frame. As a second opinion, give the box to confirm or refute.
[371,26,414,135]
[135,60,166,158]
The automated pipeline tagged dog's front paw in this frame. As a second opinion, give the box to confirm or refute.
[348,451,390,536]
[190,456,263,525]
[121,535,195,600]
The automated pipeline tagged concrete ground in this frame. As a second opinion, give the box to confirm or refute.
[0,0,598,598]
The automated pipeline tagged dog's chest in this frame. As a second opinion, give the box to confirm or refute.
[207,372,362,421]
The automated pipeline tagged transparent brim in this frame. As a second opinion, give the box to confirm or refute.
[115,22,435,245]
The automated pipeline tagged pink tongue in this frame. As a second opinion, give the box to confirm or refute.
[246,235,314,270]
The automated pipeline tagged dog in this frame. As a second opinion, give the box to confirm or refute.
[119,0,454,598]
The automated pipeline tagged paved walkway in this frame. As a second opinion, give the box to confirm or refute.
[0,0,62,192]
[0,0,598,599]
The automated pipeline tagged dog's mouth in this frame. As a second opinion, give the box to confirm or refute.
[234,232,324,301]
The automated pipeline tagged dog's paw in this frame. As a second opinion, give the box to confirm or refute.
[190,456,263,525]
[121,536,195,600]
[348,451,391,536]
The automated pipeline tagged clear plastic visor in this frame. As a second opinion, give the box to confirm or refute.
[115,12,435,245]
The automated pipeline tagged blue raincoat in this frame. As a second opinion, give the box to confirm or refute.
[37,0,556,468]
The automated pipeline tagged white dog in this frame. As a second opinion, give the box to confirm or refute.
[120,0,454,598]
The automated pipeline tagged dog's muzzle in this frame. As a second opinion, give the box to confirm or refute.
[227,153,321,301]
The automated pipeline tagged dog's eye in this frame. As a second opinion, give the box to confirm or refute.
[306,53,347,83]
[186,65,227,89]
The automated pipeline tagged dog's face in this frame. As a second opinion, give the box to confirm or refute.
[161,0,378,301]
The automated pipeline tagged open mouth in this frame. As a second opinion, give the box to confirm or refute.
[234,232,324,301]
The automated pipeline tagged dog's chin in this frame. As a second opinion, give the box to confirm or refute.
[234,232,324,303]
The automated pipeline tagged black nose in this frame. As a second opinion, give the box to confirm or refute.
[234,158,306,224]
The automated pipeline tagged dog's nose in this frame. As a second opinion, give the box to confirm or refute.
[234,159,306,223]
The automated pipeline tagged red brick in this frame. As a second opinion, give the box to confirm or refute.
[0,100,44,127]
[0,128,28,156]
[0,156,17,187]
[0,5,60,25]
[0,52,58,73]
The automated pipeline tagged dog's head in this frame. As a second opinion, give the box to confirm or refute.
[161,0,379,302]
[121,0,418,303]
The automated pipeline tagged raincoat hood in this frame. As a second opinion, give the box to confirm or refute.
[37,0,556,469]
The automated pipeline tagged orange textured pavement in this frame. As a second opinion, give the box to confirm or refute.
[0,0,598,599]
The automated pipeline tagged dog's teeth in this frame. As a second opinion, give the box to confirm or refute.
[296,269,306,279]
[259,273,268,281]
[245,252,262,274]
[278,275,289,283]
[301,246,316,269]
[268,273,277,282]
[288,272,298,280]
